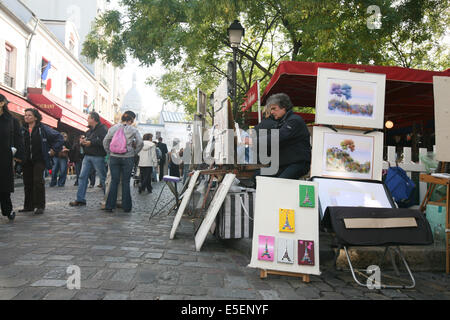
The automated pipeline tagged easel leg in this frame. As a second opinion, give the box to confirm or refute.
[260,269,267,279]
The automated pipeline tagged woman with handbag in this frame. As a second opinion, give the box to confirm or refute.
[20,108,63,215]
[0,94,24,221]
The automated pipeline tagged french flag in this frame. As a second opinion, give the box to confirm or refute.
[41,61,52,91]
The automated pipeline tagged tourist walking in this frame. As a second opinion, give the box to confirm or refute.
[138,133,158,194]
[68,135,83,186]
[50,132,71,187]
[69,112,108,207]
[21,108,64,215]
[157,137,168,181]
[0,94,24,221]
[103,111,143,213]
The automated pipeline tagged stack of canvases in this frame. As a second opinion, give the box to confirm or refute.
[310,68,386,182]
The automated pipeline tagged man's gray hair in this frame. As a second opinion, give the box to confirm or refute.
[265,93,293,111]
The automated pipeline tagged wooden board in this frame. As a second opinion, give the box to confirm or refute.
[169,171,201,240]
[248,176,321,277]
[260,269,310,283]
[194,173,236,251]
[433,76,450,162]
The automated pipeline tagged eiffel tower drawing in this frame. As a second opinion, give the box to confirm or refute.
[281,243,292,263]
[302,188,312,205]
[260,240,271,259]
[301,244,313,264]
[281,210,293,231]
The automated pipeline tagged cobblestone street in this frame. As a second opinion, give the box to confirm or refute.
[0,180,449,300]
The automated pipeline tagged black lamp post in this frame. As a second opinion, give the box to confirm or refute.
[227,20,245,120]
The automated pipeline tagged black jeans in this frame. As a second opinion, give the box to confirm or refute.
[159,158,166,181]
[140,167,153,192]
[0,192,13,216]
[23,161,46,210]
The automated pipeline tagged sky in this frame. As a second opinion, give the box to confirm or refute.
[108,0,179,120]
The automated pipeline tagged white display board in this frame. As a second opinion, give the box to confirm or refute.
[433,76,450,162]
[213,78,233,165]
[315,68,386,129]
[194,173,236,251]
[248,176,321,276]
[311,126,384,181]
[170,171,201,240]
[311,176,395,219]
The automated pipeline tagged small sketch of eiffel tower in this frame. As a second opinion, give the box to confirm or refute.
[301,245,312,264]
[282,211,293,231]
[281,243,292,262]
[261,240,271,259]
[303,188,312,205]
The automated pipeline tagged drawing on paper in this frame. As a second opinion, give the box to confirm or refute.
[323,132,374,179]
[327,78,376,119]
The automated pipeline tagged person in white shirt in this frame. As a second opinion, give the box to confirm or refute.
[138,133,158,194]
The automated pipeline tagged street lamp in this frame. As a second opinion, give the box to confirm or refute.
[227,20,245,120]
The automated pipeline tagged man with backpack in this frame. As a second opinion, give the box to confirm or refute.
[69,112,107,207]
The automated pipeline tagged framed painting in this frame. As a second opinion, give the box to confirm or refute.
[315,68,386,129]
[311,126,384,180]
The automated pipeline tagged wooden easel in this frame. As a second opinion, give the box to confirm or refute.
[259,269,310,283]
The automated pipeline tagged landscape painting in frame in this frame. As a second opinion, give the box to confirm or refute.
[277,238,294,264]
[327,78,376,119]
[258,235,275,262]
[322,132,374,179]
[315,68,386,129]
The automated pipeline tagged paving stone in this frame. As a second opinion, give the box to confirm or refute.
[73,289,107,300]
[174,286,208,296]
[319,292,347,300]
[103,292,129,300]
[144,253,163,259]
[43,288,77,300]
[100,281,136,291]
[109,263,138,269]
[12,287,50,300]
[0,278,30,288]
[30,279,67,287]
[208,288,258,300]
[224,275,251,289]
[258,290,281,300]
[111,269,137,282]
[380,289,410,299]
[0,288,21,299]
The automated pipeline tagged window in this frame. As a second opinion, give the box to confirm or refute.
[4,43,15,88]
[83,92,88,114]
[69,33,75,55]
[66,77,73,104]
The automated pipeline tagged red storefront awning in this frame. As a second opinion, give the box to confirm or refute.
[27,87,88,132]
[261,61,450,126]
[100,116,113,128]
[0,88,58,127]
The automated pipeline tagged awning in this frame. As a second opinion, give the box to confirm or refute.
[27,87,88,132]
[261,61,450,126]
[100,116,113,128]
[0,87,58,127]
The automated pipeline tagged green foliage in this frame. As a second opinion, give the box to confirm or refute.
[82,0,450,118]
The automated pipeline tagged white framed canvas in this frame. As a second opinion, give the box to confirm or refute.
[315,68,386,129]
[248,176,321,276]
[311,176,395,219]
[194,173,236,251]
[170,170,201,240]
[311,126,384,180]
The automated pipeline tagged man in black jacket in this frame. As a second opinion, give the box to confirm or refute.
[157,137,168,181]
[266,93,311,179]
[70,112,107,206]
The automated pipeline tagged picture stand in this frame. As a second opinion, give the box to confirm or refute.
[259,269,310,283]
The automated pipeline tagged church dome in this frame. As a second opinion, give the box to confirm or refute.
[121,73,142,122]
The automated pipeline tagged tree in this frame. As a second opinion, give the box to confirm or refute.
[83,0,449,118]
